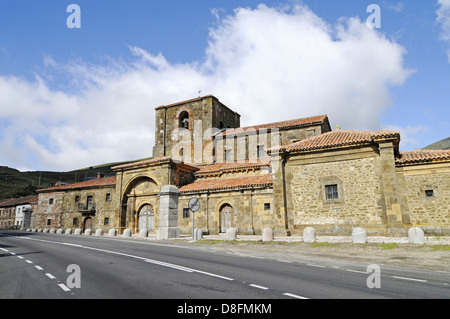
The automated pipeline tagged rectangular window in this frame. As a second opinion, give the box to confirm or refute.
[257,145,265,158]
[73,218,78,226]
[225,148,232,162]
[307,129,316,137]
[104,217,109,225]
[425,190,434,198]
[46,219,51,226]
[325,184,339,200]
[49,198,54,205]
[106,193,111,201]
[183,208,190,218]
[264,203,271,211]
[75,196,80,202]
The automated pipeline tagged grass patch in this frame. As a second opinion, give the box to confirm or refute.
[379,243,399,250]
[430,245,450,251]
[310,242,338,248]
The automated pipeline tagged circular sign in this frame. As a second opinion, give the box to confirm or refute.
[188,197,200,212]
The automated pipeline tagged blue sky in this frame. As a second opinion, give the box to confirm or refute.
[0,1,449,171]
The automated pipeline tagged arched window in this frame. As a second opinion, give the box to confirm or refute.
[179,111,189,129]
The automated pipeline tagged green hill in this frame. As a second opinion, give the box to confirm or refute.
[422,137,450,150]
[0,157,151,201]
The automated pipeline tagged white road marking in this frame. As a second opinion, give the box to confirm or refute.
[58,283,71,292]
[45,273,56,279]
[25,260,33,264]
[283,292,309,299]
[307,263,325,268]
[392,276,427,283]
[17,256,24,259]
[249,284,269,290]
[345,269,368,274]
[35,266,44,271]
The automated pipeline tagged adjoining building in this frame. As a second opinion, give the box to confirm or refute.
[0,195,38,229]
[30,95,450,236]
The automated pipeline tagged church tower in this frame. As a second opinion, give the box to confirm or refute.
[153,95,241,164]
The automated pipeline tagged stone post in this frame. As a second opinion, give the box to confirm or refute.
[156,185,181,240]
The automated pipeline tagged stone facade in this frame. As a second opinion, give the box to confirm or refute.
[24,95,450,237]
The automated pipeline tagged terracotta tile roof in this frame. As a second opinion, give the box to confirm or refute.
[194,158,271,176]
[396,150,450,165]
[37,176,116,193]
[270,129,400,153]
[179,174,273,193]
[0,195,39,207]
[217,115,328,137]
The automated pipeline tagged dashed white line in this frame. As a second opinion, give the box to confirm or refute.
[283,292,309,299]
[58,283,71,292]
[25,260,33,264]
[345,269,368,274]
[392,276,427,283]
[45,273,56,279]
[17,256,24,259]
[249,284,269,290]
[35,265,44,271]
[307,263,325,268]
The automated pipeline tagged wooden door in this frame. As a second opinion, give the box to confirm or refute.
[220,205,233,233]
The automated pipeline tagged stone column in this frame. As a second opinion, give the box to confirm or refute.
[377,140,405,236]
[156,185,181,240]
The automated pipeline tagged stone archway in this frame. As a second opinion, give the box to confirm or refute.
[138,204,155,233]
[220,204,234,233]
[120,176,159,234]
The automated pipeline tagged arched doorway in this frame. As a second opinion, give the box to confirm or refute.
[220,204,234,233]
[138,204,155,233]
[83,217,93,232]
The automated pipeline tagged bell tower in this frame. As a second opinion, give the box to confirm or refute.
[153,95,240,164]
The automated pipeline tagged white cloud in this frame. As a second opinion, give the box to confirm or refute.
[382,124,428,150]
[0,3,412,171]
[382,2,405,13]
[437,0,450,62]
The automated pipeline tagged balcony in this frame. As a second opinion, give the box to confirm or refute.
[77,203,96,215]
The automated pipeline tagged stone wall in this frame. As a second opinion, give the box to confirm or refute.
[35,192,64,229]
[284,147,388,235]
[60,186,116,233]
[178,188,274,235]
[397,162,450,235]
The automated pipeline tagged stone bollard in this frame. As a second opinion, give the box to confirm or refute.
[225,228,237,241]
[74,228,82,235]
[303,227,316,243]
[156,185,181,240]
[65,228,72,235]
[108,228,116,237]
[84,228,92,236]
[57,228,64,234]
[139,229,148,238]
[352,227,367,244]
[408,227,425,245]
[123,228,132,237]
[193,228,203,241]
[43,228,49,233]
[262,227,274,242]
[95,228,104,236]
[49,228,56,234]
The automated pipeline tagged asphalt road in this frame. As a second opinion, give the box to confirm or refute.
[0,230,448,301]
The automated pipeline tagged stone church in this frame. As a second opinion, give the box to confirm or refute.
[35,95,450,236]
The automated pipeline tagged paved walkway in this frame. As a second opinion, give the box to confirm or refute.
[138,233,450,245]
